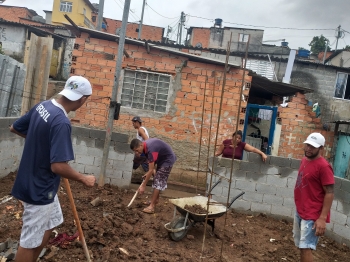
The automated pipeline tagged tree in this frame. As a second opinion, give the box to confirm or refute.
[345,45,350,51]
[308,35,331,55]
[298,47,308,50]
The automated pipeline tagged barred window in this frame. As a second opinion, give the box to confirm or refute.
[60,1,73,13]
[121,70,171,113]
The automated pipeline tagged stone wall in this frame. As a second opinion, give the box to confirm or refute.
[0,118,24,178]
[208,153,350,246]
[0,117,133,188]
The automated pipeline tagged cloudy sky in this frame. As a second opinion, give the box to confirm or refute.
[4,0,350,50]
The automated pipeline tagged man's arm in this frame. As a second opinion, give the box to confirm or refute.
[244,143,267,162]
[139,162,155,194]
[51,162,95,187]
[138,128,149,141]
[313,184,334,236]
[10,125,27,138]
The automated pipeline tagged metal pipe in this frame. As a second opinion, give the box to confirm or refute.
[98,0,131,187]
[138,0,146,39]
[96,0,105,31]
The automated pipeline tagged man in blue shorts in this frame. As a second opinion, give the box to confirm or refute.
[130,138,176,214]
[293,133,334,262]
[10,76,96,262]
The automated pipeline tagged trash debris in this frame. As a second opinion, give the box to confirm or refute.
[0,196,13,205]
[270,238,276,242]
[321,244,326,247]
[119,247,129,256]
[90,197,102,207]
[48,232,79,248]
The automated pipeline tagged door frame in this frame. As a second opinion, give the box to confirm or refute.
[242,104,278,155]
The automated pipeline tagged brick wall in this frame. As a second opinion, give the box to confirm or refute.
[0,6,32,22]
[189,28,211,48]
[273,92,334,160]
[46,80,66,99]
[69,32,251,182]
[209,154,350,246]
[92,17,164,42]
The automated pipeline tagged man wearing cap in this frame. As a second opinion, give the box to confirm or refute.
[132,116,149,172]
[10,76,96,262]
[293,132,334,262]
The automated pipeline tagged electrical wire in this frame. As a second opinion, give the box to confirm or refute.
[146,3,179,19]
[186,14,336,31]
[112,0,139,22]
[118,0,140,20]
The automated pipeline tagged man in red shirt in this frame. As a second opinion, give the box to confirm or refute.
[293,132,334,262]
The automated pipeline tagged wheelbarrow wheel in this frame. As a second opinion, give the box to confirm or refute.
[168,215,189,242]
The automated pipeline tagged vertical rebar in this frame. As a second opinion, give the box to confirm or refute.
[200,33,233,260]
[196,78,208,194]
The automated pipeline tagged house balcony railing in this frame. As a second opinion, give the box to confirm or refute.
[84,15,95,29]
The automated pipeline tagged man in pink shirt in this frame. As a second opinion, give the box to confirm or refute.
[293,133,334,262]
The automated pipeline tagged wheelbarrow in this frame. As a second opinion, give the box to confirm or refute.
[164,191,245,241]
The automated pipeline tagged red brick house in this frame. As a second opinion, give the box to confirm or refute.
[66,27,334,184]
[0,5,38,22]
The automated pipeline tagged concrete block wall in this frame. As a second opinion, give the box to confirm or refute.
[70,126,133,188]
[0,118,24,178]
[208,153,350,245]
[0,118,133,188]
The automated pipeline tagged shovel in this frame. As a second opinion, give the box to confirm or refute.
[127,177,145,207]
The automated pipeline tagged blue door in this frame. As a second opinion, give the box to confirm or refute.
[333,133,350,178]
[242,104,278,155]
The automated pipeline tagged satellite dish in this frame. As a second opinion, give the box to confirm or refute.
[195,42,202,48]
[116,28,121,35]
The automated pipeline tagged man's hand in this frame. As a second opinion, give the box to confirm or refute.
[139,183,146,195]
[82,175,96,187]
[313,218,326,236]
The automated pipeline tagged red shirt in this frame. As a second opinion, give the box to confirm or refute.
[222,139,246,160]
[294,157,334,222]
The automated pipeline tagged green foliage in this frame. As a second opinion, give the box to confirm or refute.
[0,45,4,55]
[308,35,331,54]
[345,45,350,51]
[298,47,307,50]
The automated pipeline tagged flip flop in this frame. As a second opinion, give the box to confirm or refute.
[142,207,155,214]
[142,201,151,205]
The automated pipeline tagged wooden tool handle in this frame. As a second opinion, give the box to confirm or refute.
[63,178,91,262]
[127,190,139,207]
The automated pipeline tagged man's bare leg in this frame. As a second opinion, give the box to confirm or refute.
[300,248,313,262]
[15,229,53,262]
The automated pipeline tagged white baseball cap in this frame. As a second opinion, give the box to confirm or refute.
[59,76,92,101]
[303,132,325,148]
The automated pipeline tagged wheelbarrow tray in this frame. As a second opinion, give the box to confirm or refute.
[169,196,227,222]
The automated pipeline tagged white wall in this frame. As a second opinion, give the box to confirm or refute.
[0,24,26,61]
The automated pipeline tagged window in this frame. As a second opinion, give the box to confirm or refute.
[92,16,96,22]
[121,70,171,113]
[245,59,275,80]
[239,33,249,43]
[60,1,72,13]
[334,72,350,100]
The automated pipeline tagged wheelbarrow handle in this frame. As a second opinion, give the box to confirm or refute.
[228,192,245,209]
[206,179,221,197]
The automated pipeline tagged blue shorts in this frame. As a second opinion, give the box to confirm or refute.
[293,211,319,250]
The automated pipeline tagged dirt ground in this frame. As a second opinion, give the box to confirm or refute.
[0,172,349,262]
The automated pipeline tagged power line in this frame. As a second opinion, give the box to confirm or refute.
[185,14,335,31]
[146,3,180,19]
[112,0,139,22]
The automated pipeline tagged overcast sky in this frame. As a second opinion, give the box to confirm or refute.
[4,0,350,50]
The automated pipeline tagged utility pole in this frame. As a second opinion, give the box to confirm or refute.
[96,0,105,31]
[98,0,131,187]
[165,26,171,43]
[335,25,342,51]
[178,11,185,45]
[138,0,146,39]
[323,40,330,64]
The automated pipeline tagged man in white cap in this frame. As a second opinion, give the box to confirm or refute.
[10,76,96,262]
[293,132,334,262]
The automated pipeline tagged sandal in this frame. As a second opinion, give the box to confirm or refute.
[142,207,155,214]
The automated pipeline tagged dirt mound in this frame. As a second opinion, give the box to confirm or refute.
[1,172,349,261]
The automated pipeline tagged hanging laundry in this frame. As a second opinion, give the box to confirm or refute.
[258,109,272,120]
[312,103,321,118]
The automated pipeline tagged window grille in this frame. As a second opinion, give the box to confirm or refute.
[60,1,73,13]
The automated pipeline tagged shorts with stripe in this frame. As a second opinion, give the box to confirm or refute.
[152,166,172,191]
